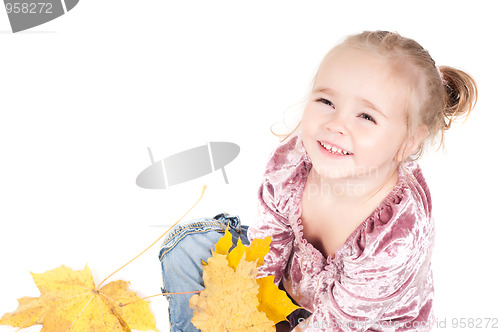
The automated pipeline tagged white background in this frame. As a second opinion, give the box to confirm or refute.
[0,1,498,331]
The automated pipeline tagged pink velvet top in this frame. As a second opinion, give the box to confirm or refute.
[248,135,435,331]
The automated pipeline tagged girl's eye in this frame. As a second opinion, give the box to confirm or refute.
[316,98,335,108]
[360,113,376,124]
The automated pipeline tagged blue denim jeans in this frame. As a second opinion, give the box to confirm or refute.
[159,213,249,332]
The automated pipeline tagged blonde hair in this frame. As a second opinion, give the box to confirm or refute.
[275,30,478,161]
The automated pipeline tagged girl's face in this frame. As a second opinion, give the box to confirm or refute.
[301,46,422,181]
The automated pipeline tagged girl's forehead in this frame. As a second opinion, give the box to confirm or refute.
[318,46,392,77]
[316,47,404,90]
[314,46,418,117]
[317,46,422,92]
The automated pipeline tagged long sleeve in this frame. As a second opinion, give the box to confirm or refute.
[247,135,310,285]
[247,179,295,284]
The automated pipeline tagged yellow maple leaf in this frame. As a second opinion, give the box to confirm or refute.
[189,228,301,331]
[223,231,271,270]
[256,276,302,325]
[190,252,275,331]
[0,265,158,332]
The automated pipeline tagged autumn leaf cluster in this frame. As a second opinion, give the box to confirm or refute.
[189,228,301,331]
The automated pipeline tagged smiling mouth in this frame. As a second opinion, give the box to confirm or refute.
[318,141,352,156]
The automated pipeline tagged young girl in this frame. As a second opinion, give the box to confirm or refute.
[159,30,477,331]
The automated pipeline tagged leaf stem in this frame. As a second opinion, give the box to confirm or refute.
[97,185,207,289]
[118,290,202,307]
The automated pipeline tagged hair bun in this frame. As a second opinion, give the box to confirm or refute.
[439,66,478,130]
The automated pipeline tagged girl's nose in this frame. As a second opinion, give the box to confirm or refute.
[325,113,347,135]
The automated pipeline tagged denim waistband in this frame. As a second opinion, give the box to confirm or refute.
[158,213,243,260]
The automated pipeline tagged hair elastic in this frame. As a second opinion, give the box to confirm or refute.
[436,66,447,85]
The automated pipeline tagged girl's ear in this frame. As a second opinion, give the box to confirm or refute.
[396,125,429,162]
